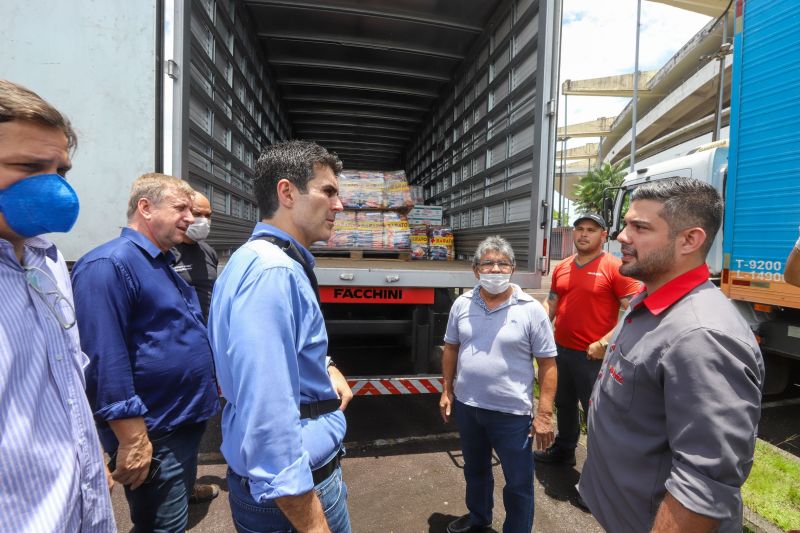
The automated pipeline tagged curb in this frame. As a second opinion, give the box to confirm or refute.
[744,504,784,533]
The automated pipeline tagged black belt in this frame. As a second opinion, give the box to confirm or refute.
[312,452,341,485]
[300,398,341,419]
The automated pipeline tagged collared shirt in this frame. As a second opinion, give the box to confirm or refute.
[209,223,346,501]
[72,228,219,452]
[444,284,557,415]
[0,237,115,532]
[579,264,764,532]
[550,252,640,350]
[172,240,218,322]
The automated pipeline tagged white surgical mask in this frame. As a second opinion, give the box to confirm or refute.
[186,217,211,241]
[479,273,511,295]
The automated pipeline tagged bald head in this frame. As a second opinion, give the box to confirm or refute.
[182,191,212,244]
[192,192,211,216]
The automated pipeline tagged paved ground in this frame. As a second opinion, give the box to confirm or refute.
[111,427,602,532]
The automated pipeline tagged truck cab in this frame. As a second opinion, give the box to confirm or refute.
[606,143,729,278]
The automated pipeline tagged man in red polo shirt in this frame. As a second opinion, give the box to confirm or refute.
[534,213,639,468]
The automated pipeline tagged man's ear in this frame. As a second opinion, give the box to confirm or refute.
[276,178,296,208]
[137,197,153,220]
[678,226,707,256]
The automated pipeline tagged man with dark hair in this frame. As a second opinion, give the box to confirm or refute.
[535,213,639,472]
[72,173,219,532]
[0,79,115,531]
[579,177,764,532]
[209,140,353,532]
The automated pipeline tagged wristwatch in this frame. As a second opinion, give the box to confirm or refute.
[599,340,609,350]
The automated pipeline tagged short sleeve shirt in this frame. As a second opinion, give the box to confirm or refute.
[578,265,764,532]
[550,252,640,350]
[444,284,557,415]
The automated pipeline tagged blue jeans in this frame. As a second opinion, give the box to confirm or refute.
[227,463,351,533]
[553,344,602,451]
[454,400,534,533]
[123,421,207,533]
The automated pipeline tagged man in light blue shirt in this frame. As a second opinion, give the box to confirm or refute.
[209,140,353,532]
[439,236,558,533]
[0,79,115,532]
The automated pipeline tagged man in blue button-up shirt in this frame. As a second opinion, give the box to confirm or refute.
[210,140,353,532]
[72,173,219,532]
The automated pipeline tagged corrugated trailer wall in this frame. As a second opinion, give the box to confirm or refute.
[173,0,291,257]
[406,0,551,268]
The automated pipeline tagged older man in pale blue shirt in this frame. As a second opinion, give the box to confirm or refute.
[0,79,114,532]
[209,140,352,532]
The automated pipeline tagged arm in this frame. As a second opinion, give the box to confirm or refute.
[327,364,353,411]
[541,292,558,322]
[659,329,763,526]
[586,296,631,360]
[72,259,152,486]
[439,342,459,422]
[221,265,327,527]
[650,492,719,533]
[785,245,800,287]
[531,357,557,450]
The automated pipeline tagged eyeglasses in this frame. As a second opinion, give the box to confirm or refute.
[24,266,77,330]
[477,260,514,273]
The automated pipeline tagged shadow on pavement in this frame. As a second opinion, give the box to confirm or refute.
[427,513,499,533]
[534,463,590,513]
[345,435,462,458]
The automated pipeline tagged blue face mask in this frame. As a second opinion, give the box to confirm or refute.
[0,174,80,238]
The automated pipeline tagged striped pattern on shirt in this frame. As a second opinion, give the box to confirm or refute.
[0,238,114,532]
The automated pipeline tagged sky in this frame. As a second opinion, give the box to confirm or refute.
[559,0,713,149]
[555,0,713,218]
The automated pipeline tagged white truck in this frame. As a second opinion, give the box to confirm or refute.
[2,0,562,391]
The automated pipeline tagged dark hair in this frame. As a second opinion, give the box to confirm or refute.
[631,177,722,256]
[0,79,77,153]
[253,140,343,218]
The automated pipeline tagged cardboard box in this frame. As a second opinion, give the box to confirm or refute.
[407,205,443,226]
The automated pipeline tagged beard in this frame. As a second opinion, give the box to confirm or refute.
[619,242,676,282]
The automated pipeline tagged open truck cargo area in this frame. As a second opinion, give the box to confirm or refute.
[2,0,561,386]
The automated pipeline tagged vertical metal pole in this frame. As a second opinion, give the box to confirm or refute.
[630,0,642,172]
[560,95,568,225]
[713,12,729,141]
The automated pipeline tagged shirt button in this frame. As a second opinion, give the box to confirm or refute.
[55,354,64,361]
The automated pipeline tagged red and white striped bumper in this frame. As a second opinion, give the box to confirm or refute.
[346,377,444,395]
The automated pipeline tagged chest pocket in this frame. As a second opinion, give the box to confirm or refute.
[600,352,637,412]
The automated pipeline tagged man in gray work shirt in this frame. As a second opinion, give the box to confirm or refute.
[579,177,764,532]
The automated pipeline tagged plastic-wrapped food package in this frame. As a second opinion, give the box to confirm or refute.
[358,210,385,248]
[410,225,429,260]
[329,210,358,247]
[384,170,413,209]
[409,185,425,205]
[429,226,455,261]
[338,171,385,209]
[384,211,411,249]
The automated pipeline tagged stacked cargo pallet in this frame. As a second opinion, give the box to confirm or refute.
[318,170,414,257]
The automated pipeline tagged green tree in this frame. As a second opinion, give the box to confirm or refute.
[573,160,628,213]
[552,208,568,227]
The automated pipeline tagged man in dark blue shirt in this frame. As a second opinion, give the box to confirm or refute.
[72,173,219,532]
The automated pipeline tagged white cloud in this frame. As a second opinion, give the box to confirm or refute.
[559,0,712,145]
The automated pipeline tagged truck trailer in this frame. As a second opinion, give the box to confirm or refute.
[606,0,800,394]
[2,0,562,389]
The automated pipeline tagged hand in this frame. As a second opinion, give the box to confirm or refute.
[105,463,114,493]
[586,341,607,360]
[328,365,353,411]
[112,433,153,490]
[531,411,554,451]
[439,391,454,423]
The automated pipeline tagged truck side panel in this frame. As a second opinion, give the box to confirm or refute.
[1,0,160,262]
[722,0,800,308]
